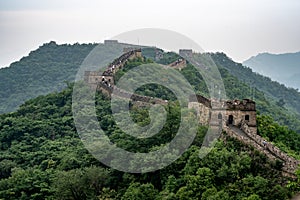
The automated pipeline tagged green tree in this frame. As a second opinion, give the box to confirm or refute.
[122,182,158,200]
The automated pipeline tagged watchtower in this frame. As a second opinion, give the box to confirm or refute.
[179,49,193,58]
[188,95,257,134]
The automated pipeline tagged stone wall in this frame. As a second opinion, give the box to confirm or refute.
[188,102,211,125]
[189,94,211,108]
[240,121,299,174]
[168,58,187,70]
[112,87,168,105]
[84,48,168,107]
[103,48,143,79]
[223,125,298,179]
[84,71,102,84]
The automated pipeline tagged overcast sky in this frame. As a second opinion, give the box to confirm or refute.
[0,0,299,68]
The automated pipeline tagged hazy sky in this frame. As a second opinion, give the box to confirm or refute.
[0,0,299,68]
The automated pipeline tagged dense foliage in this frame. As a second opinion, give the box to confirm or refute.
[0,43,300,199]
[0,41,97,114]
[0,84,299,199]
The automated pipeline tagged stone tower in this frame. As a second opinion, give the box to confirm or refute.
[188,95,257,134]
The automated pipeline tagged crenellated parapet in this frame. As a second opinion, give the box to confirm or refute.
[226,99,256,111]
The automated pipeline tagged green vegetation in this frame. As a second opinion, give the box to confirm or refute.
[0,84,299,199]
[0,41,97,114]
[0,43,299,199]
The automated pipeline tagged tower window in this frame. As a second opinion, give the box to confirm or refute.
[228,115,234,125]
[218,113,222,119]
[245,115,250,121]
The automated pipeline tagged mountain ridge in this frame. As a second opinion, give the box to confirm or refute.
[243,51,300,90]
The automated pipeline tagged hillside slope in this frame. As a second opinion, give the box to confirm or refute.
[0,41,96,113]
[0,41,148,114]
[0,83,299,199]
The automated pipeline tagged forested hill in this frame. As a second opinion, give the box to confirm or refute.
[0,41,96,114]
[0,48,299,199]
[0,41,144,114]
[0,84,299,199]
[243,52,300,90]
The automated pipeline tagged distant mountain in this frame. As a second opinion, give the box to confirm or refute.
[243,52,300,89]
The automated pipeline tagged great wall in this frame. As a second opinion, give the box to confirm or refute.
[84,43,299,178]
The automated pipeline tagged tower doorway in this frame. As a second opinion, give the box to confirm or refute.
[228,115,234,125]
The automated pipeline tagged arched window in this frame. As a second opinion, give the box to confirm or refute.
[218,113,222,119]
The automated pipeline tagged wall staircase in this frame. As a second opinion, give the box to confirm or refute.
[224,120,299,178]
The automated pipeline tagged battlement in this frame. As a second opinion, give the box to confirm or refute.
[226,99,256,111]
[188,95,257,131]
[123,47,140,53]
[189,94,211,108]
[104,40,119,45]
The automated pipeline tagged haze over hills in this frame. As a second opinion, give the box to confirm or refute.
[243,52,300,90]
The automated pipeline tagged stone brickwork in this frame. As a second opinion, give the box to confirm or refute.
[112,87,168,106]
[188,102,211,125]
[225,99,257,129]
[188,95,257,133]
